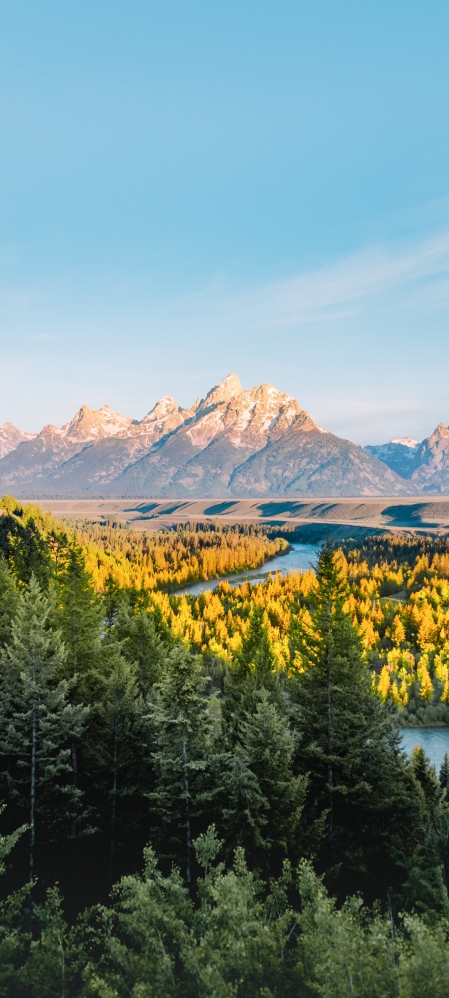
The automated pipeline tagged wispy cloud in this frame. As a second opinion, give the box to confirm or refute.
[167,230,449,334]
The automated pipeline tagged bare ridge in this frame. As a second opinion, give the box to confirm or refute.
[198,372,243,410]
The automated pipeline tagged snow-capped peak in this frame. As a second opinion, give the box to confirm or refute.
[391,437,420,448]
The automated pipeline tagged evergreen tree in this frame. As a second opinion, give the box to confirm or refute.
[53,543,103,794]
[404,747,449,915]
[236,690,307,872]
[75,835,296,998]
[296,860,399,996]
[92,647,145,882]
[289,544,428,904]
[102,574,128,631]
[218,752,268,864]
[148,645,220,883]
[440,752,449,795]
[54,544,102,684]
[0,497,57,588]
[148,600,174,646]
[114,605,166,696]
[0,577,88,885]
[0,557,19,647]
[76,845,194,998]
[224,605,279,737]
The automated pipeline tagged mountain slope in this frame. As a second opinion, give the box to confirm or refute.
[364,438,421,479]
[0,405,134,491]
[410,424,449,492]
[364,425,449,493]
[33,396,200,495]
[0,375,415,498]
[231,422,408,497]
[0,423,36,460]
[112,383,305,497]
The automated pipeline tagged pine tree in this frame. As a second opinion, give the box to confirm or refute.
[94,648,143,881]
[0,498,56,587]
[404,747,449,915]
[52,544,103,794]
[0,577,89,884]
[0,557,19,647]
[148,600,174,646]
[217,751,268,864]
[102,574,128,631]
[114,605,166,696]
[289,544,427,903]
[224,605,279,737]
[77,845,193,998]
[148,645,220,883]
[440,752,449,794]
[236,690,307,872]
[55,544,102,684]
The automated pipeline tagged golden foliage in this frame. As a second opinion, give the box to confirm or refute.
[70,521,289,592]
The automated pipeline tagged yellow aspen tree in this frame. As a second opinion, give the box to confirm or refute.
[391,614,406,645]
[378,666,391,701]
[418,659,433,700]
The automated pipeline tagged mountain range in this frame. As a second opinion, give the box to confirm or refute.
[364,424,449,492]
[0,374,448,498]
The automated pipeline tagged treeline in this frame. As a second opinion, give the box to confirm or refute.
[0,500,449,993]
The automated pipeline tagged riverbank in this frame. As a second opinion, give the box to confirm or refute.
[159,540,292,594]
[175,542,319,596]
[400,722,449,728]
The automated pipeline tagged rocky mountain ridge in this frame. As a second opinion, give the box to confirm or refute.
[0,422,37,460]
[364,424,449,492]
[0,374,442,498]
[364,437,421,479]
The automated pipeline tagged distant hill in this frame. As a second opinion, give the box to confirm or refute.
[0,374,419,498]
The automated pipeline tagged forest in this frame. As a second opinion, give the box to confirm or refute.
[0,496,449,995]
[67,515,289,591]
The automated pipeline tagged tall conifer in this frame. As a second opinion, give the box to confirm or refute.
[289,544,427,903]
[148,645,219,883]
[0,578,88,883]
[439,752,449,794]
[236,691,307,871]
[224,605,279,738]
[0,558,19,647]
[114,606,166,696]
[55,544,102,684]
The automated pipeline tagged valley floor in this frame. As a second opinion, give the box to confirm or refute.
[23,495,449,534]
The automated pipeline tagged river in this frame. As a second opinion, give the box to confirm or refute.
[400,728,449,774]
[174,551,449,771]
[175,542,320,597]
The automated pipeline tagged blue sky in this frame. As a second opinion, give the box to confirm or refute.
[1,0,449,443]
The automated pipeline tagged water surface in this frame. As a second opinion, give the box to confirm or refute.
[400,727,449,773]
[175,542,320,596]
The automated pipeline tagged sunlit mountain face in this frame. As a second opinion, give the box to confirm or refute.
[1,374,446,498]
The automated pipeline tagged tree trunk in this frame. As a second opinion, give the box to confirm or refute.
[110,718,118,881]
[182,738,191,885]
[326,604,334,860]
[30,704,36,884]
[71,739,78,785]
